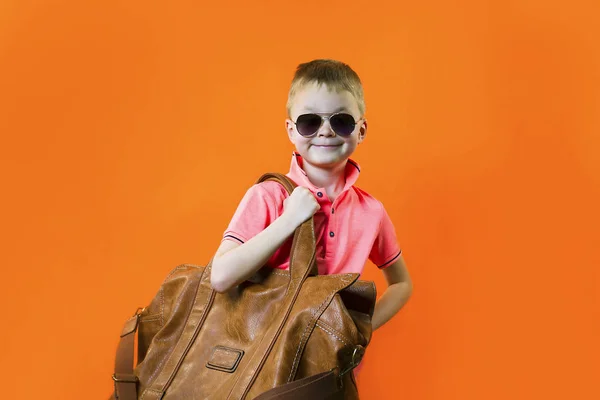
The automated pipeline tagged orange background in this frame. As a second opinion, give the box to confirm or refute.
[1,0,599,399]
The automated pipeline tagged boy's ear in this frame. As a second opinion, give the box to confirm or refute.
[358,119,367,143]
[285,118,296,142]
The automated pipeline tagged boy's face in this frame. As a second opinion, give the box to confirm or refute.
[286,82,367,169]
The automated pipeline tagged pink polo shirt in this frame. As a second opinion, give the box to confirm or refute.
[222,153,402,275]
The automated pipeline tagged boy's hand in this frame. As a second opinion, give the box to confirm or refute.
[283,187,320,227]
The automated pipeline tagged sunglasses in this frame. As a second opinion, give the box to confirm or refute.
[292,113,361,137]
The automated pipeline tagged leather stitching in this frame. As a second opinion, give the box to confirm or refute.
[316,321,349,346]
[158,264,202,325]
[163,264,199,283]
[159,285,164,326]
[144,266,210,392]
[140,317,160,322]
[287,276,353,382]
[140,388,163,400]
[288,297,329,381]
[139,316,161,323]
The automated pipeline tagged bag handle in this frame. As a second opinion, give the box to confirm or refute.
[256,172,319,278]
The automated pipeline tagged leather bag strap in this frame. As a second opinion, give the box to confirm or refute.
[110,310,143,400]
[253,369,344,400]
[256,173,319,277]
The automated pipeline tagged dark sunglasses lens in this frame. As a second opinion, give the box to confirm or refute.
[330,114,356,136]
[296,114,322,136]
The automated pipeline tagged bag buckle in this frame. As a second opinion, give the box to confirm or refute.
[112,374,138,399]
[112,373,138,383]
[339,346,365,378]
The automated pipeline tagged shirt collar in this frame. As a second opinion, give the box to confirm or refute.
[287,152,361,194]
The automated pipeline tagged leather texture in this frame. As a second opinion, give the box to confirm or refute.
[110,173,377,399]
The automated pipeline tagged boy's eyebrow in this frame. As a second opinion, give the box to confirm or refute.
[303,106,350,113]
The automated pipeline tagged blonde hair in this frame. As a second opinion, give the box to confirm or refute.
[286,59,365,116]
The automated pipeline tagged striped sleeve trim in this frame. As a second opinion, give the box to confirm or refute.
[222,234,244,244]
[377,250,402,269]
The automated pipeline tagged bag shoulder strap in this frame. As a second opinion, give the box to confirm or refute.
[257,172,297,193]
[256,173,319,277]
[110,309,143,400]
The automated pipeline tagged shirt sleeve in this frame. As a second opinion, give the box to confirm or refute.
[369,202,402,269]
[222,184,277,244]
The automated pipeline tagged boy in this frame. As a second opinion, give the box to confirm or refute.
[211,59,413,333]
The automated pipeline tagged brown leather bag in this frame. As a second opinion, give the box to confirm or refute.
[111,173,377,400]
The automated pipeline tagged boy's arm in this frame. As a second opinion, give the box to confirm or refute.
[371,255,413,331]
[211,186,320,293]
[210,213,299,293]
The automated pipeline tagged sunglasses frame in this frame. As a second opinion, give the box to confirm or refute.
[292,112,364,138]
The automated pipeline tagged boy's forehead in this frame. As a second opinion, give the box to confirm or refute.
[291,82,360,114]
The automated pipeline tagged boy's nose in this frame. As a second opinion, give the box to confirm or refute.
[317,120,335,137]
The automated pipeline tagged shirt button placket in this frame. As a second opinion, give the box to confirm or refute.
[329,199,336,240]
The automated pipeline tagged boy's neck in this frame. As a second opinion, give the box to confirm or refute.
[301,159,347,199]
